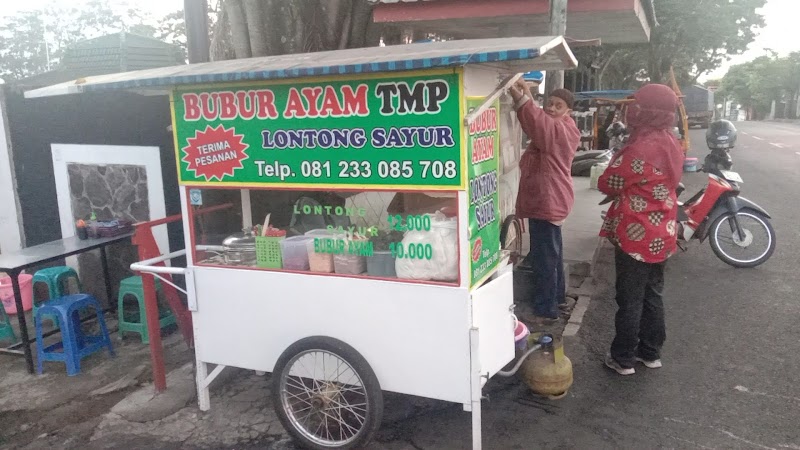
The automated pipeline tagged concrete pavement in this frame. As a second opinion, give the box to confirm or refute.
[3,121,797,449]
[370,122,800,449]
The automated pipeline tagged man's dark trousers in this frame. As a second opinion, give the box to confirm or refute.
[523,219,565,319]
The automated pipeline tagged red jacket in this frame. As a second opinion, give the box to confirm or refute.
[515,100,581,222]
[598,156,679,263]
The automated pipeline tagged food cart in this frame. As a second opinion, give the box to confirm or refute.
[26,36,577,449]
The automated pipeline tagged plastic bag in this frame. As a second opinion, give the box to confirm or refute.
[395,212,458,282]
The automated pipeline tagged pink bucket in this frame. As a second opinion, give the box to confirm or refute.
[0,274,34,315]
[514,318,530,350]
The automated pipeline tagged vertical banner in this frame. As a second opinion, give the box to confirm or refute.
[467,97,501,287]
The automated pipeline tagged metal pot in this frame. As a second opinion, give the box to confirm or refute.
[223,228,257,266]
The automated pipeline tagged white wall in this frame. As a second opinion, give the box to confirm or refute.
[0,92,24,253]
[51,144,169,255]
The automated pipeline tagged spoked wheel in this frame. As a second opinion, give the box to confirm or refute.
[500,215,524,265]
[709,209,776,268]
[273,337,383,450]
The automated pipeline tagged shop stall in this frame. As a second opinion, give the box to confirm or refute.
[26,36,577,449]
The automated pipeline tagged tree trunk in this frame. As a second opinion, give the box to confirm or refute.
[597,49,619,90]
[243,0,269,56]
[210,1,235,61]
[224,0,251,58]
[348,0,373,48]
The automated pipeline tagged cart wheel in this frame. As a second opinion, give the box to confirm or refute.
[500,215,523,264]
[272,336,383,450]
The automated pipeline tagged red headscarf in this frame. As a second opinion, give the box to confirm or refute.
[619,84,684,188]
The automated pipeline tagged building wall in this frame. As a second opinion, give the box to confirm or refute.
[0,91,24,254]
[3,89,182,302]
[4,89,181,247]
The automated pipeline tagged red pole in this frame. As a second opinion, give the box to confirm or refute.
[141,272,167,392]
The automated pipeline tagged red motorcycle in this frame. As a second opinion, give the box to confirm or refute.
[602,169,776,268]
[675,169,775,268]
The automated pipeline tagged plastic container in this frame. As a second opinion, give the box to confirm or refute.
[366,251,396,278]
[684,157,699,173]
[514,317,530,351]
[0,274,34,315]
[305,229,338,273]
[280,236,314,271]
[334,236,368,275]
[334,254,367,275]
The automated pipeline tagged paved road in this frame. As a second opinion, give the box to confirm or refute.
[377,121,800,449]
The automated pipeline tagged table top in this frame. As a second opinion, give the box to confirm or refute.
[0,234,133,272]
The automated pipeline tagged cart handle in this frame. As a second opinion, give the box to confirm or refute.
[131,249,188,275]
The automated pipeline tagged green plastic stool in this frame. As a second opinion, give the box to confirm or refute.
[32,266,82,327]
[117,276,176,344]
[0,306,17,343]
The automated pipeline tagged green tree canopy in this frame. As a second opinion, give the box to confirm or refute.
[0,0,174,81]
[719,53,800,118]
[593,0,766,89]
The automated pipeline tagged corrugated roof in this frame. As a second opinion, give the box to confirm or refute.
[61,32,185,73]
[26,36,576,98]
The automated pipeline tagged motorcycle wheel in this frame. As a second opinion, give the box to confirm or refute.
[709,209,776,268]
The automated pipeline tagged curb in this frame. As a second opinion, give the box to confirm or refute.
[562,238,614,337]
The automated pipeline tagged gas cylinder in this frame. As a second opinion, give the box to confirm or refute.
[520,335,573,399]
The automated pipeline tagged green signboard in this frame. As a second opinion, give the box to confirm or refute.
[467,97,501,287]
[171,71,463,189]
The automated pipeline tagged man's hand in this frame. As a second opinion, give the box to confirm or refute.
[509,78,533,106]
[508,78,533,108]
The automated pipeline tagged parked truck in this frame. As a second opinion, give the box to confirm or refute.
[682,85,715,129]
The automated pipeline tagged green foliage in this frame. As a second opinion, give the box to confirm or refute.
[594,0,766,89]
[0,0,183,81]
[720,53,800,118]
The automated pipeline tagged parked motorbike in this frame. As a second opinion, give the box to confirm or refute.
[571,150,612,176]
[703,119,736,172]
[675,168,775,267]
[601,168,775,268]
[571,121,628,176]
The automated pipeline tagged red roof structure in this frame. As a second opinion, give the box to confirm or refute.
[370,0,653,44]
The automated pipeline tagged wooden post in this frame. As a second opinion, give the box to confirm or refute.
[545,0,568,97]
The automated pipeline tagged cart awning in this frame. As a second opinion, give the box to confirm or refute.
[25,36,577,99]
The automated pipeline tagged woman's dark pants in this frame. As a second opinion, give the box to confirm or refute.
[610,247,667,368]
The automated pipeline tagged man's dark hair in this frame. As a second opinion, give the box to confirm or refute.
[550,89,575,109]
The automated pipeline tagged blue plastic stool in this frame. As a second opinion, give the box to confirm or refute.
[35,294,115,376]
[32,267,82,327]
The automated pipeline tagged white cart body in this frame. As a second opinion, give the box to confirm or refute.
[27,36,577,449]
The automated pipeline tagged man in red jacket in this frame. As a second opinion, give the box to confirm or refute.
[509,79,581,328]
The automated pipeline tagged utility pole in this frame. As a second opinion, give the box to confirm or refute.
[544,0,568,96]
[184,0,210,63]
